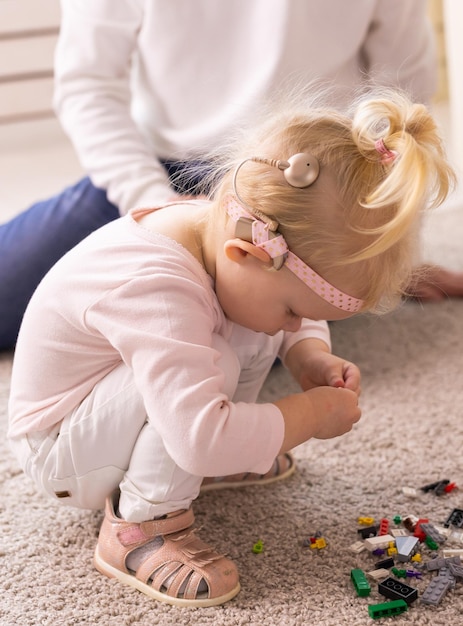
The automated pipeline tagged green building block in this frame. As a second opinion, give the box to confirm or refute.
[425,536,439,551]
[351,568,371,597]
[391,567,407,579]
[368,599,408,619]
[252,540,264,554]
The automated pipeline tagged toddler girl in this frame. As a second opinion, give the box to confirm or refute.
[8,89,453,607]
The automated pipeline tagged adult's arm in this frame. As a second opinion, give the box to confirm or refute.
[54,0,173,213]
[361,0,437,102]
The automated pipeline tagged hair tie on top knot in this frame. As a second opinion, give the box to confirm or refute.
[375,138,398,165]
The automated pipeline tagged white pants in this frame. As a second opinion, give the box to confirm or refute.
[10,328,282,521]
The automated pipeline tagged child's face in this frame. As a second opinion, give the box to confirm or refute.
[215,251,359,334]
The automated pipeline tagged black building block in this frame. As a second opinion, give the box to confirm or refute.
[378,577,418,605]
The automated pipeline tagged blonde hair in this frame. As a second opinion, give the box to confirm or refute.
[206,88,455,313]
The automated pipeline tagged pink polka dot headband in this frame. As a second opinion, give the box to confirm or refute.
[224,194,364,313]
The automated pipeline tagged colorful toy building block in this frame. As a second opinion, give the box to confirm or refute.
[447,529,463,544]
[420,479,450,495]
[378,576,418,605]
[395,536,419,562]
[357,525,378,539]
[310,537,327,550]
[368,599,408,620]
[447,561,463,580]
[424,556,447,571]
[403,515,419,533]
[367,568,390,581]
[420,522,447,544]
[391,567,407,579]
[364,534,395,552]
[349,540,366,554]
[421,577,451,606]
[413,518,429,542]
[434,480,451,495]
[375,557,395,570]
[302,533,323,548]
[424,555,461,572]
[437,566,456,589]
[443,549,463,558]
[425,536,439,551]
[351,568,371,597]
[432,524,451,539]
[358,516,375,525]
[252,540,264,554]
[444,508,463,529]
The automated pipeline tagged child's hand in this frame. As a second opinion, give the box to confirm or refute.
[275,385,361,453]
[303,385,361,440]
[277,339,362,452]
[299,350,361,396]
[284,337,361,396]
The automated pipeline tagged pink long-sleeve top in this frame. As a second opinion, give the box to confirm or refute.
[8,208,330,476]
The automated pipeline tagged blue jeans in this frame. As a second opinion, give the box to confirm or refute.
[0,178,119,350]
[0,161,210,350]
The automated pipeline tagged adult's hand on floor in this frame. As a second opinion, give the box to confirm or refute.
[407,264,463,301]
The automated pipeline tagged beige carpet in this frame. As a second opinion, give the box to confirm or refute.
[1,206,463,626]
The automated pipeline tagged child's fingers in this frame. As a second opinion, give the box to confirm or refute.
[340,362,361,395]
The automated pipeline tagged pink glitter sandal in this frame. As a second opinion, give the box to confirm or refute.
[94,491,240,607]
[201,452,295,492]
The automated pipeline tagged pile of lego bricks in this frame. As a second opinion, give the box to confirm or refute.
[349,506,463,619]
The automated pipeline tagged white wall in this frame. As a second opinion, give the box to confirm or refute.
[0,0,60,123]
[443,0,463,176]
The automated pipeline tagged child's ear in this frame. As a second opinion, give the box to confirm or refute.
[224,239,272,265]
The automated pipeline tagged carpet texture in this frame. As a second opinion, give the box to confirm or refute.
[1,206,463,626]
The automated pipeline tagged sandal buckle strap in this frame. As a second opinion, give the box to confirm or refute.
[117,509,195,547]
